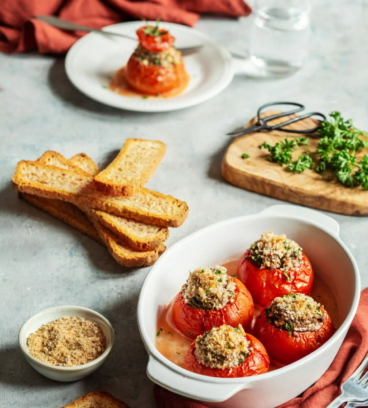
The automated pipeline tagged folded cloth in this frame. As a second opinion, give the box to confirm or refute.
[0,0,251,54]
[154,287,368,408]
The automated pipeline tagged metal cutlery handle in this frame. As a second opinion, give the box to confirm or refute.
[35,15,202,55]
[35,15,136,41]
[36,15,103,33]
[346,402,368,408]
[326,394,350,408]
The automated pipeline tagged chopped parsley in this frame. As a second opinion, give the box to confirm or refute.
[214,270,224,275]
[260,112,368,189]
[289,153,313,173]
[156,328,163,337]
[283,271,292,282]
[238,359,244,365]
[260,137,308,166]
[218,278,223,282]
[285,322,294,335]
[143,22,168,37]
[241,153,250,159]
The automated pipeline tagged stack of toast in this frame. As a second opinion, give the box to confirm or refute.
[12,139,189,267]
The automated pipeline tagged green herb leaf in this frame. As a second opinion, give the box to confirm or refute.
[156,328,163,337]
[283,271,292,282]
[285,322,294,335]
[241,153,250,159]
[289,154,313,173]
[259,137,309,166]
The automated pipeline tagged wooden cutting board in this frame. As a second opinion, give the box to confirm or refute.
[222,111,368,216]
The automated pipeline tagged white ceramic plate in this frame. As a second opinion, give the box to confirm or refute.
[65,21,233,112]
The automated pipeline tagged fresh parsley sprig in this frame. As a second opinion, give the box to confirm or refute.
[260,137,308,166]
[316,112,368,188]
[289,153,313,173]
[258,112,368,189]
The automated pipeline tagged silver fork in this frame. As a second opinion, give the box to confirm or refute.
[346,401,368,407]
[326,354,368,408]
[35,15,203,56]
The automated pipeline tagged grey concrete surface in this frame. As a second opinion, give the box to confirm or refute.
[1,1,368,407]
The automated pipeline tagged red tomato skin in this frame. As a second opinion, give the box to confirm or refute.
[253,307,334,365]
[137,26,175,52]
[172,278,254,340]
[184,333,270,378]
[237,250,314,307]
[126,56,187,95]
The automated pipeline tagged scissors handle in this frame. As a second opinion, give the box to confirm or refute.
[257,102,305,123]
[262,112,326,133]
[227,124,265,137]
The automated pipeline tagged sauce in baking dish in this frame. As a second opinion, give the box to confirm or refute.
[155,259,339,370]
[109,67,190,99]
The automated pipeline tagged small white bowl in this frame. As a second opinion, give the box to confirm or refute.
[19,305,115,382]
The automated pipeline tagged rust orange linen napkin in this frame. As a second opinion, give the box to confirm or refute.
[154,288,368,408]
[0,0,251,54]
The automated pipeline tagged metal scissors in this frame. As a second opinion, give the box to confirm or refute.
[227,102,326,137]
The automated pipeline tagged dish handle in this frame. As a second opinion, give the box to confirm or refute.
[259,205,340,236]
[147,356,245,402]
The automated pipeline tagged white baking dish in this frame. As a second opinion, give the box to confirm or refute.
[137,205,360,408]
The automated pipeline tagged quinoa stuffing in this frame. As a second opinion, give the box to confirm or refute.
[26,317,106,367]
[182,266,236,310]
[132,44,182,67]
[195,325,250,369]
[266,294,324,333]
[249,232,303,271]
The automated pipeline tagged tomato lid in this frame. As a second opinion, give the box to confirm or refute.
[136,25,175,52]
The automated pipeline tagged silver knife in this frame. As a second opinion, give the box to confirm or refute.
[35,15,202,56]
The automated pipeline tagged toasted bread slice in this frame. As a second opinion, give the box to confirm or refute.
[20,193,103,244]
[19,157,166,266]
[94,139,166,196]
[70,153,99,175]
[36,152,169,249]
[38,151,91,176]
[86,211,166,267]
[62,391,129,408]
[13,161,188,228]
[91,209,168,251]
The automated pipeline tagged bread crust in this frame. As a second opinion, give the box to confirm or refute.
[92,209,169,251]
[62,391,129,408]
[38,151,92,176]
[86,211,166,267]
[70,153,99,175]
[94,139,166,196]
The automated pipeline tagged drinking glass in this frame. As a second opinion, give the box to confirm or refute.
[249,0,311,77]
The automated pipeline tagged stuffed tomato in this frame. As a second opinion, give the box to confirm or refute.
[184,324,269,378]
[126,24,188,95]
[238,232,314,307]
[172,266,254,340]
[254,293,334,365]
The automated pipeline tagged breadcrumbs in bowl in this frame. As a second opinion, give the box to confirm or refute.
[19,305,114,382]
[26,316,106,367]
